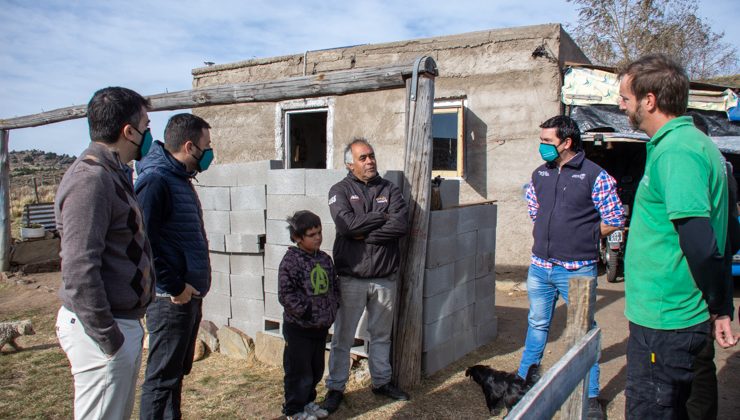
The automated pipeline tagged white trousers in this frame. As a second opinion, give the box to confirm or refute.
[56,306,144,420]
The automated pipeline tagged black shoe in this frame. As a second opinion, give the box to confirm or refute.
[587,397,604,420]
[371,383,410,401]
[320,390,343,414]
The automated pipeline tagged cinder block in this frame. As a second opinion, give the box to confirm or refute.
[456,230,477,260]
[452,304,475,334]
[454,256,475,288]
[481,204,497,229]
[202,293,231,318]
[228,319,262,339]
[439,179,460,209]
[264,269,279,294]
[429,208,458,239]
[453,279,476,312]
[230,296,265,323]
[474,295,496,326]
[196,186,231,211]
[230,210,266,235]
[423,314,454,350]
[203,210,230,235]
[237,160,284,186]
[381,170,404,192]
[475,252,495,278]
[264,244,290,270]
[264,292,283,319]
[476,228,496,254]
[210,252,230,274]
[305,169,346,196]
[266,195,332,223]
[210,271,230,296]
[231,185,267,211]
[268,169,306,195]
[230,254,264,276]
[424,263,454,298]
[225,234,263,253]
[475,273,495,301]
[207,233,226,252]
[266,219,292,246]
[454,327,477,360]
[426,238,458,269]
[230,274,264,300]
[457,205,483,234]
[475,318,498,347]
[196,163,241,187]
[422,338,455,375]
[423,290,455,324]
[320,223,336,252]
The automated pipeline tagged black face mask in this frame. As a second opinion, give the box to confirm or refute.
[190,143,214,172]
[130,127,153,161]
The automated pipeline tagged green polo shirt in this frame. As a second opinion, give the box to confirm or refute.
[624,116,728,330]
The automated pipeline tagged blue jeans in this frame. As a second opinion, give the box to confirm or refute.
[517,263,600,398]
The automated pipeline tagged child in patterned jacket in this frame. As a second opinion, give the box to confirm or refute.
[279,210,341,420]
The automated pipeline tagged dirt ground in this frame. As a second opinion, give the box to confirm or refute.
[2,270,740,419]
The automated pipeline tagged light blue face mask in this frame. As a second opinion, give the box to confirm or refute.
[539,143,559,162]
[131,127,153,161]
[192,144,214,172]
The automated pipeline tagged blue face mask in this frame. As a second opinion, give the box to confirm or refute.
[539,143,559,162]
[192,144,214,172]
[131,127,153,160]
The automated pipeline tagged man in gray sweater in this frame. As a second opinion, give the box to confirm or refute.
[54,86,155,420]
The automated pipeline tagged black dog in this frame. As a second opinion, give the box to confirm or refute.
[465,364,540,416]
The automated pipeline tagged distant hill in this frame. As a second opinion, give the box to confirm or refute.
[9,149,75,188]
[699,74,740,89]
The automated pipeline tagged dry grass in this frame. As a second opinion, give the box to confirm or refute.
[9,183,58,238]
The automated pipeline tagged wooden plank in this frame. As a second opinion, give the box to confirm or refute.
[507,328,601,420]
[561,276,597,419]
[0,61,430,130]
[0,130,11,271]
[392,56,437,389]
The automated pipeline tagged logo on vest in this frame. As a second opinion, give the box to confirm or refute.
[328,195,337,205]
[376,196,388,204]
[350,194,360,201]
[538,170,550,177]
[310,263,329,295]
[572,173,586,180]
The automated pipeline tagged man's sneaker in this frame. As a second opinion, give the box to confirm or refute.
[371,383,410,401]
[320,390,344,414]
[286,412,317,420]
[304,402,329,419]
[587,397,604,420]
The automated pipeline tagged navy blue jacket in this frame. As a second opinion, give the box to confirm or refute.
[135,141,211,297]
[531,151,603,262]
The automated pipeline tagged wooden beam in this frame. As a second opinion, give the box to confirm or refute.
[0,130,11,271]
[0,60,437,130]
[392,56,437,389]
[507,328,601,420]
[561,276,597,419]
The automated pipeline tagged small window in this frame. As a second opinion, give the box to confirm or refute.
[285,109,327,169]
[432,103,464,177]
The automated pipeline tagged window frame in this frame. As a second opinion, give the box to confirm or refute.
[432,100,466,178]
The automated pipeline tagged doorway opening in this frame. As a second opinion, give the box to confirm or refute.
[285,110,328,168]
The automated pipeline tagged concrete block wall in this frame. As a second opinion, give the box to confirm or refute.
[422,203,498,376]
[197,160,281,338]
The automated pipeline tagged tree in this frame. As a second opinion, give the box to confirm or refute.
[567,0,738,79]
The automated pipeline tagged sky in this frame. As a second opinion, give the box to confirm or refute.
[1,0,738,156]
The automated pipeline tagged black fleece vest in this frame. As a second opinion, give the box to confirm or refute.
[531,152,604,262]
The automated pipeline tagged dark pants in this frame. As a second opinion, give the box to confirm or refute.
[626,321,709,420]
[687,335,718,420]
[140,297,202,420]
[282,322,328,416]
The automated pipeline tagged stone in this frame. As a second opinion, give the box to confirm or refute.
[198,320,220,353]
[254,331,285,367]
[193,338,206,362]
[217,326,255,360]
[9,238,60,266]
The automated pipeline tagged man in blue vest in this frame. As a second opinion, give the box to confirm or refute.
[136,113,214,419]
[518,115,625,420]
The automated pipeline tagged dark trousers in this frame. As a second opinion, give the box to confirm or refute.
[687,336,718,420]
[140,297,202,420]
[625,321,709,420]
[282,322,328,416]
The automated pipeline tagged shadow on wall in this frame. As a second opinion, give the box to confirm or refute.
[465,108,488,199]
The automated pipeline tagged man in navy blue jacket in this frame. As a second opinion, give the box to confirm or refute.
[135,113,214,420]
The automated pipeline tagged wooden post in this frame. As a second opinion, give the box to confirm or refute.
[392,56,437,389]
[560,276,597,419]
[0,130,11,271]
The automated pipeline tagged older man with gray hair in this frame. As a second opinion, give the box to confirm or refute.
[321,138,409,413]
